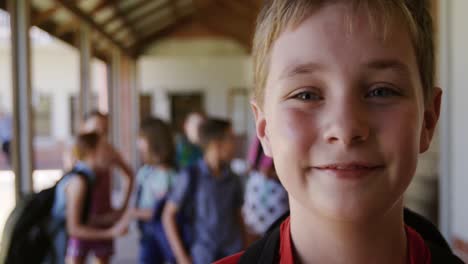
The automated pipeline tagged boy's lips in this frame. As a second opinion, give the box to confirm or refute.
[310,162,385,179]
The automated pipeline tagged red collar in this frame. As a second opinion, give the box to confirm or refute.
[279,217,431,264]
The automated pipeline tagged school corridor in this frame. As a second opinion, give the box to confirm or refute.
[0,0,467,263]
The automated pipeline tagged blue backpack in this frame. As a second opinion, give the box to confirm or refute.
[136,165,197,264]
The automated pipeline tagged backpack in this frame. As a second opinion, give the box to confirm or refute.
[0,168,95,264]
[239,208,464,264]
[136,164,198,264]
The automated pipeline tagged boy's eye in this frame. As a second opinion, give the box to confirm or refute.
[292,91,322,101]
[366,86,401,98]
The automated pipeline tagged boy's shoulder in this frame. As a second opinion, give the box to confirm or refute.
[223,210,464,264]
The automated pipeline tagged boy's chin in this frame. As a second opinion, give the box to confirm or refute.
[307,196,397,224]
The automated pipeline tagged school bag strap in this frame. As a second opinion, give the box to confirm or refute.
[239,208,463,264]
[47,167,95,240]
[67,167,95,223]
[239,227,465,264]
[239,227,280,264]
[56,167,95,224]
[427,243,465,264]
[403,208,451,251]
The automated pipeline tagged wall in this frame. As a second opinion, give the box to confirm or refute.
[439,0,468,259]
[0,37,106,142]
[1,35,256,142]
[450,0,468,239]
[138,38,255,139]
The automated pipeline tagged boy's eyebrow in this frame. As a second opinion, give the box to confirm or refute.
[364,59,411,75]
[279,62,325,80]
[279,59,411,80]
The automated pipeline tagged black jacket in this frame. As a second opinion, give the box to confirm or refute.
[238,208,464,263]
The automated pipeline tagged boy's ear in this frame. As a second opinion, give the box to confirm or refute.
[251,100,272,157]
[420,87,442,153]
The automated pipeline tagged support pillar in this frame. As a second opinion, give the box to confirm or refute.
[8,0,34,200]
[79,23,92,120]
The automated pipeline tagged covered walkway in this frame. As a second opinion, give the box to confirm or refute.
[0,0,467,263]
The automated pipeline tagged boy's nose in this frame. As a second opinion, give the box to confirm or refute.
[322,103,370,147]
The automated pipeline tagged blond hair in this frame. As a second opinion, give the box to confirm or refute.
[252,0,434,106]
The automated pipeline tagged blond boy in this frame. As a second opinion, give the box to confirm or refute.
[217,0,462,263]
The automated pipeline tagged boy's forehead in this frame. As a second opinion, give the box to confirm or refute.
[267,3,418,83]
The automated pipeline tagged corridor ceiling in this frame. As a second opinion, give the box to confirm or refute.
[0,0,262,61]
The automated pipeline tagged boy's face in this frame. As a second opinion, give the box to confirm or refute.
[252,4,441,221]
[221,128,236,162]
[82,116,108,137]
[137,136,151,164]
[184,113,204,144]
[210,127,236,164]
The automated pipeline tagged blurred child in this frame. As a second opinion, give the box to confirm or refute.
[242,138,288,240]
[51,132,130,264]
[132,117,178,264]
[175,112,205,169]
[217,0,462,263]
[80,110,134,223]
[163,118,246,264]
[74,111,134,263]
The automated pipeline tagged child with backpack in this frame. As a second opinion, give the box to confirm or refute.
[52,132,130,264]
[68,111,134,263]
[242,138,288,241]
[131,117,178,264]
[79,110,134,225]
[216,0,462,263]
[163,118,246,264]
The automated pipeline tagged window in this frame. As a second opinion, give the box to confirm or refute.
[34,94,52,137]
[228,88,249,135]
[69,94,98,135]
[228,88,250,157]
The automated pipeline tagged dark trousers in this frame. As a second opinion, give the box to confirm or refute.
[2,140,10,163]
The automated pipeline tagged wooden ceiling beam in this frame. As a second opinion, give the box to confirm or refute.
[132,0,254,55]
[35,18,109,62]
[134,17,175,38]
[213,0,255,21]
[54,0,129,55]
[249,0,264,9]
[32,4,61,26]
[194,1,253,49]
[90,0,113,15]
[134,4,195,35]
[34,17,59,37]
[199,17,251,51]
[100,0,150,28]
[126,1,171,27]
[108,0,171,40]
[56,18,79,36]
[109,1,139,40]
[130,14,194,56]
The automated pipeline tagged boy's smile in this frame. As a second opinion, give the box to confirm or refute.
[252,3,440,221]
[309,162,385,180]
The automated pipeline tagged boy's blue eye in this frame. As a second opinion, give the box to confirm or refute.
[293,91,322,101]
[366,87,400,98]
